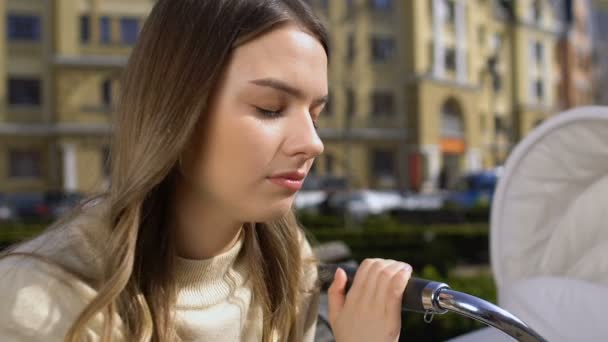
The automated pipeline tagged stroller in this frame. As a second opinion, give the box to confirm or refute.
[449,106,608,341]
[318,106,608,341]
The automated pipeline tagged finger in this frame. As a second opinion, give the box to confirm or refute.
[385,264,412,333]
[373,261,407,305]
[362,259,397,306]
[327,267,347,326]
[346,258,380,304]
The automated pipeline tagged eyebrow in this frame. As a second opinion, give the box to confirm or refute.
[249,78,328,107]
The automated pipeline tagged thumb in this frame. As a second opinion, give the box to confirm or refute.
[327,267,346,326]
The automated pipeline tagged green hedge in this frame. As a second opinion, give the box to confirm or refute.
[0,222,47,249]
[302,214,496,340]
[304,215,490,274]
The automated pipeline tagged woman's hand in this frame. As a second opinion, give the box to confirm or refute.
[327,258,412,342]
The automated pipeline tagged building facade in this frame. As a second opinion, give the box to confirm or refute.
[0,0,153,194]
[309,0,562,192]
[557,0,595,109]
[0,0,564,196]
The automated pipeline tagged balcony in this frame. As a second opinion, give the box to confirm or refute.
[317,114,407,141]
[348,113,405,129]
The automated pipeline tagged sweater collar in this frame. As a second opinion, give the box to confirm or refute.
[173,229,249,308]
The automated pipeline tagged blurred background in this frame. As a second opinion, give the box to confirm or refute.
[0,0,606,340]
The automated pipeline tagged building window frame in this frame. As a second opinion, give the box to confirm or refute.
[100,16,111,44]
[8,77,42,106]
[369,0,393,11]
[534,79,544,101]
[7,14,41,41]
[534,41,543,65]
[120,17,140,45]
[371,149,396,178]
[347,33,355,63]
[102,79,113,107]
[80,15,91,43]
[346,89,355,117]
[371,91,395,116]
[445,47,457,71]
[8,149,43,179]
[371,35,396,63]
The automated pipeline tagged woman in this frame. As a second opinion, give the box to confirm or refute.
[0,0,412,341]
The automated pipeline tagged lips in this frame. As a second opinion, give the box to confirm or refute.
[269,171,306,181]
[268,171,306,191]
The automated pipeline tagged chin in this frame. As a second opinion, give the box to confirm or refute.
[247,200,294,222]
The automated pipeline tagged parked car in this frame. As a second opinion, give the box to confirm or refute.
[301,175,348,191]
[44,191,85,219]
[0,193,15,221]
[8,193,52,221]
[444,169,502,209]
[296,175,348,214]
[294,190,327,213]
[323,189,404,221]
[398,192,446,210]
[6,191,85,221]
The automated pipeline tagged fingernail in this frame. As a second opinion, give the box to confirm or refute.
[402,264,412,273]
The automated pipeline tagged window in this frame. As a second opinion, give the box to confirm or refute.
[120,18,139,44]
[371,36,395,62]
[531,0,542,24]
[102,80,112,106]
[534,41,543,64]
[100,16,111,44]
[441,99,464,138]
[7,15,41,41]
[445,0,456,24]
[347,34,355,63]
[371,150,395,176]
[8,78,41,106]
[369,0,393,11]
[535,79,544,100]
[492,74,502,92]
[346,89,355,116]
[9,150,42,179]
[371,91,394,116]
[445,48,456,71]
[495,116,508,135]
[346,0,355,17]
[80,15,90,43]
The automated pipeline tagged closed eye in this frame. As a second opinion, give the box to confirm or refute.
[255,107,319,130]
[255,107,282,118]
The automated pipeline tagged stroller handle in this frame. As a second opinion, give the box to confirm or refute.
[318,263,547,342]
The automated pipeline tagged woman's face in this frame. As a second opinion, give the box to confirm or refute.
[184,24,327,222]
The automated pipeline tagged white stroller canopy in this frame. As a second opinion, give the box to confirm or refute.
[491,106,608,292]
[450,106,608,342]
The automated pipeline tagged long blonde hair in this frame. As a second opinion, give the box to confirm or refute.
[2,0,328,341]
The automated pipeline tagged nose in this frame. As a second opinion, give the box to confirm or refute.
[283,112,324,160]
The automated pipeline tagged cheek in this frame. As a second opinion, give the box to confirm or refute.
[203,114,279,191]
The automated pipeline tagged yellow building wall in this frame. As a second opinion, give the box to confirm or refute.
[0,137,52,193]
[1,0,563,194]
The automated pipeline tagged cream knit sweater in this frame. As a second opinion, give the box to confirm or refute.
[0,202,320,341]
